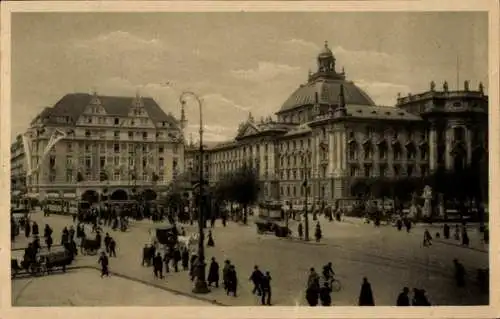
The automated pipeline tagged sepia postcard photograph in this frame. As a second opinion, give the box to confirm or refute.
[1,1,499,318]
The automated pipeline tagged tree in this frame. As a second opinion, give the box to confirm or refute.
[215,164,260,224]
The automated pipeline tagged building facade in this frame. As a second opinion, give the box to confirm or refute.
[186,41,488,206]
[20,92,185,202]
[10,134,26,197]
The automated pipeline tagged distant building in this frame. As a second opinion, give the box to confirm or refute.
[186,41,488,206]
[18,91,185,203]
[10,134,26,197]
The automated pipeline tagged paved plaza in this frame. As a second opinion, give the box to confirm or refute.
[11,213,489,306]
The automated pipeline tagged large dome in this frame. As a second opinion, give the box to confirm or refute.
[278,79,376,113]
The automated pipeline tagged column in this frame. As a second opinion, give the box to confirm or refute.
[328,129,335,175]
[466,128,473,165]
[445,126,454,170]
[429,127,438,171]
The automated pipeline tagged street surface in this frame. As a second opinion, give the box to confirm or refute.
[12,268,215,306]
[11,212,489,306]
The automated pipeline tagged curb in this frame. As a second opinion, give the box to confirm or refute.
[82,265,228,306]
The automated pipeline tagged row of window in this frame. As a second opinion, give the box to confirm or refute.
[210,143,271,161]
[81,114,150,126]
[348,142,427,161]
[48,169,167,183]
[65,142,178,154]
[349,164,429,177]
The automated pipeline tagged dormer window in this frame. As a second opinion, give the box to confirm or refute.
[85,130,91,138]
[142,132,148,140]
[114,118,119,125]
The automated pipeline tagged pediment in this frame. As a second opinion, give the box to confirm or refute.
[237,122,260,139]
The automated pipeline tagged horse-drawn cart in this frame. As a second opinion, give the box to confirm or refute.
[81,238,101,255]
[11,247,74,278]
[255,201,291,237]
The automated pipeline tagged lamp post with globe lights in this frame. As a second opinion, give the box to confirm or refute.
[179,91,210,294]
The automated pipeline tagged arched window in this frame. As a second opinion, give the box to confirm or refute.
[406,142,416,160]
[378,141,388,159]
[363,142,372,160]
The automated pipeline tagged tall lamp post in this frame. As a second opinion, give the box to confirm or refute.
[180,91,210,294]
[301,151,310,241]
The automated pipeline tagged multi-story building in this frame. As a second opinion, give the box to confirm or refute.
[10,134,26,197]
[21,91,185,203]
[186,41,488,206]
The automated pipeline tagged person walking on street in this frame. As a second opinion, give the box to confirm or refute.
[226,265,238,297]
[298,223,303,240]
[181,247,189,270]
[453,259,466,287]
[358,277,375,306]
[153,252,164,279]
[109,238,117,257]
[223,259,231,292]
[32,222,39,237]
[315,222,322,242]
[260,271,272,306]
[396,287,410,306]
[249,265,264,296]
[207,257,220,288]
[443,224,450,239]
[142,244,150,266]
[104,233,111,253]
[98,251,109,278]
[319,282,332,306]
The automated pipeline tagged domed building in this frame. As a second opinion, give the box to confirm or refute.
[185,41,488,208]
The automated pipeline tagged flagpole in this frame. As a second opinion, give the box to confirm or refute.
[456,55,460,90]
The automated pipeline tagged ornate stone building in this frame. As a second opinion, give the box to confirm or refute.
[10,134,26,197]
[19,92,184,202]
[188,41,488,206]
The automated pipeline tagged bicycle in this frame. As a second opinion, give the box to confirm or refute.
[321,276,342,292]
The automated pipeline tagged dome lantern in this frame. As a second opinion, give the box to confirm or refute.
[317,40,336,73]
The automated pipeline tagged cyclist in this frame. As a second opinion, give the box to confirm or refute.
[322,262,335,281]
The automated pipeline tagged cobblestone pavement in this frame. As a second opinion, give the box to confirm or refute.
[11,212,489,306]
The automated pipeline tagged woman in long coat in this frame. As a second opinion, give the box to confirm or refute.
[358,277,375,306]
[207,257,220,287]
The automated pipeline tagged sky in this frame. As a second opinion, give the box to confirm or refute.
[11,12,488,142]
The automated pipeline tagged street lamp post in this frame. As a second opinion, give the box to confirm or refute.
[180,91,210,294]
[302,151,310,241]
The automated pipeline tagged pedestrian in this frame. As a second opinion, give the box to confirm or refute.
[412,288,431,306]
[453,259,466,287]
[45,234,53,251]
[223,259,231,292]
[227,265,238,297]
[181,247,189,270]
[210,216,216,228]
[98,251,109,278]
[358,277,375,306]
[319,281,332,306]
[153,252,163,279]
[163,247,172,273]
[173,246,181,272]
[109,238,117,257]
[298,223,303,240]
[32,222,39,237]
[207,230,215,247]
[443,224,450,239]
[423,229,432,247]
[104,233,111,253]
[69,226,75,242]
[44,224,53,239]
[249,265,264,296]
[261,271,272,305]
[315,222,322,242]
[25,220,31,238]
[462,228,470,247]
[396,218,403,231]
[396,287,410,306]
[207,257,220,288]
[306,268,320,306]
[190,254,198,281]
[142,244,150,266]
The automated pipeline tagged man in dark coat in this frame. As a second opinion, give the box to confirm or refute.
[173,246,181,272]
[453,259,466,287]
[104,233,112,253]
[153,252,163,279]
[319,282,332,306]
[396,287,410,306]
[358,277,375,306]
[44,224,53,239]
[181,247,189,270]
[306,268,320,306]
[226,265,238,296]
[207,257,220,288]
[142,244,150,266]
[25,220,31,238]
[190,254,198,281]
[207,230,215,247]
[223,259,231,292]
[314,223,322,242]
[260,271,272,305]
[249,265,264,296]
[109,238,117,257]
[32,222,39,237]
[98,251,109,278]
